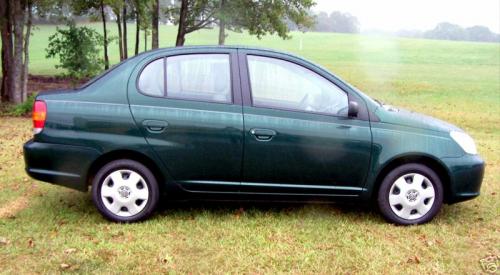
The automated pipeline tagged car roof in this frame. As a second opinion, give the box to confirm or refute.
[137,45,303,60]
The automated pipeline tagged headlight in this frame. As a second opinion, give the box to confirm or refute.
[450,131,477,155]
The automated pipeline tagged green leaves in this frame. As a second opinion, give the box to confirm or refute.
[225,0,315,39]
[45,22,104,79]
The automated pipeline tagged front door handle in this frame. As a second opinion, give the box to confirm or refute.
[143,120,168,133]
[250,128,277,141]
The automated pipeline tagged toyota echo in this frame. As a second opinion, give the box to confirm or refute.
[23,46,484,224]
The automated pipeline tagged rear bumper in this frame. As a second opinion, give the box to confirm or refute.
[23,140,101,191]
[442,154,485,204]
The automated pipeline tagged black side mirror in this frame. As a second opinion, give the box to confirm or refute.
[348,101,359,118]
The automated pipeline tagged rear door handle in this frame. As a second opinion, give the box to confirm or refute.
[250,128,277,141]
[142,120,168,133]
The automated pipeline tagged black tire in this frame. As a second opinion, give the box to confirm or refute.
[377,163,443,225]
[91,159,160,223]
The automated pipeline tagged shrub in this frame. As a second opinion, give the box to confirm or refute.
[6,93,36,117]
[46,22,104,80]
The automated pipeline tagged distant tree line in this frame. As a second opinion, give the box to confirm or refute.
[311,11,359,33]
[398,22,500,43]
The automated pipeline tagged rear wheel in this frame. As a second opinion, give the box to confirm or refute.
[91,159,159,222]
[377,163,443,225]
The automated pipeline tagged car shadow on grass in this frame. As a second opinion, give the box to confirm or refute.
[30,189,476,226]
[154,199,383,223]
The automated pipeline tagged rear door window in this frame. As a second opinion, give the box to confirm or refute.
[138,58,165,97]
[166,54,231,103]
[137,54,232,103]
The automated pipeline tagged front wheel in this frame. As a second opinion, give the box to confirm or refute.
[91,159,160,222]
[377,163,443,225]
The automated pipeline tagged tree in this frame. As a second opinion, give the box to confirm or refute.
[99,0,109,69]
[151,0,159,48]
[166,0,218,46]
[424,22,466,41]
[217,0,227,45]
[45,22,104,79]
[70,0,111,69]
[109,0,124,60]
[0,0,36,103]
[133,0,140,54]
[122,2,128,58]
[233,0,315,43]
[22,0,33,100]
[0,0,14,102]
[129,0,152,54]
[465,26,498,42]
[313,11,359,33]
[167,0,315,47]
[131,0,150,54]
[314,11,330,32]
[213,0,316,45]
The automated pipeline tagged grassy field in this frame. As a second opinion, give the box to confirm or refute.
[0,24,499,273]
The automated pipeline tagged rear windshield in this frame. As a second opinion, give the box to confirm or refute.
[78,58,131,89]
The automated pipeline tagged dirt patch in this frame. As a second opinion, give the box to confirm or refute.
[0,196,29,219]
[0,184,40,219]
[28,75,87,94]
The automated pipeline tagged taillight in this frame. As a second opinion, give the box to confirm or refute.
[32,100,47,134]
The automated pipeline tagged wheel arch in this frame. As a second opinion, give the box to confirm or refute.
[87,149,165,192]
[370,153,452,203]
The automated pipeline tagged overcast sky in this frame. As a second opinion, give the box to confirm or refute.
[312,0,500,33]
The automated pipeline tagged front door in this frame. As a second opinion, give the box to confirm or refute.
[239,53,372,196]
[128,50,243,192]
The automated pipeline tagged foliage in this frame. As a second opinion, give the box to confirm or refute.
[165,0,219,45]
[0,94,36,117]
[313,11,360,33]
[4,93,36,116]
[464,25,500,42]
[133,0,152,31]
[424,22,500,42]
[424,22,467,41]
[166,0,315,45]
[45,22,104,79]
[220,0,315,39]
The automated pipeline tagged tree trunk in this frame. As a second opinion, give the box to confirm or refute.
[218,20,226,45]
[21,0,32,102]
[135,9,139,55]
[116,11,123,61]
[0,0,13,102]
[175,0,188,46]
[122,5,128,59]
[218,0,226,45]
[100,1,109,70]
[144,30,147,51]
[151,0,159,49]
[11,0,26,104]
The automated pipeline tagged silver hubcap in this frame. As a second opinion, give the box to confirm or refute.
[100,170,149,217]
[389,173,435,220]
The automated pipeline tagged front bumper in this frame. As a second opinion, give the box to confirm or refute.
[23,140,101,191]
[442,154,485,204]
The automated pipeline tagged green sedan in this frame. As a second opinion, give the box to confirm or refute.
[24,46,484,225]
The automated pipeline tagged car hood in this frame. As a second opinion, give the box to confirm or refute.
[375,105,462,133]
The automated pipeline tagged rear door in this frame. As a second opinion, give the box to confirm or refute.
[128,49,243,192]
[239,51,372,196]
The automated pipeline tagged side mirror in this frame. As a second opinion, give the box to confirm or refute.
[348,101,359,118]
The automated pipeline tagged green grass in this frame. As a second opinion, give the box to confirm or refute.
[0,24,499,273]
